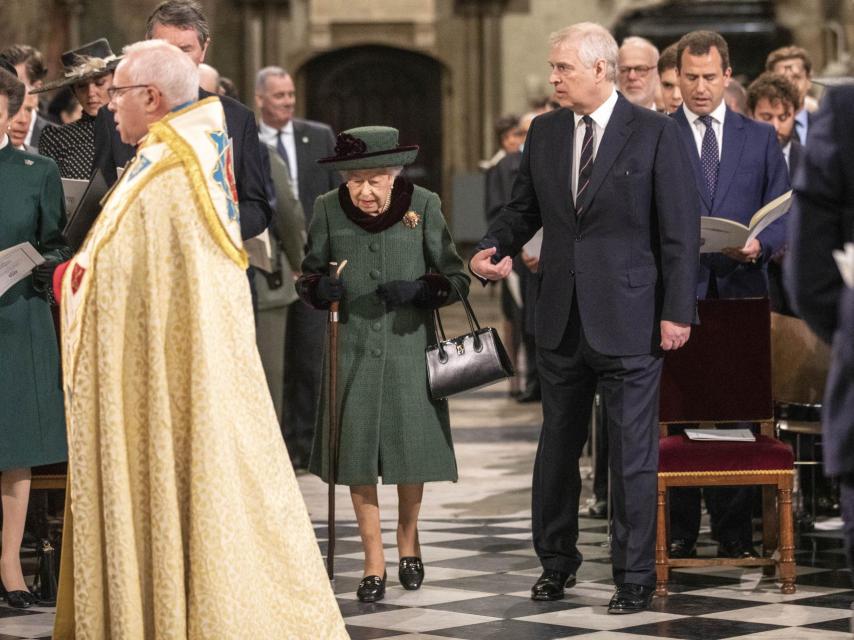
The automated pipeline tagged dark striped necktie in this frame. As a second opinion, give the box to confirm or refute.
[576,114,594,216]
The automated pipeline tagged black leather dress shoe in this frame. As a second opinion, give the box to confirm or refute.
[516,387,542,403]
[669,538,697,558]
[357,572,387,602]
[608,583,655,614]
[587,499,608,519]
[531,570,576,601]
[4,590,35,609]
[398,557,424,590]
[718,540,758,559]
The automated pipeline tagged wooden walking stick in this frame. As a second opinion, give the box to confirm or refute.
[327,259,347,581]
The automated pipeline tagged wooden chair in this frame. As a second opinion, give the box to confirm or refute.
[655,298,796,596]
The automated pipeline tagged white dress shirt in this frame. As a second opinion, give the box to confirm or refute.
[259,120,299,198]
[682,100,727,160]
[0,133,7,150]
[572,88,619,201]
[782,140,792,169]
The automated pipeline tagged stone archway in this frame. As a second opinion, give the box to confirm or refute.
[301,45,444,196]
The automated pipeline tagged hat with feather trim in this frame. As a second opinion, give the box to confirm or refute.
[31,38,121,94]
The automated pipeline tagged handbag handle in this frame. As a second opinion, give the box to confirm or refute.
[432,278,483,362]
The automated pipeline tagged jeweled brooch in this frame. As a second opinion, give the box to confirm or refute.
[402,211,421,228]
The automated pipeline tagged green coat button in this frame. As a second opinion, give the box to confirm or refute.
[372,322,382,331]
[369,269,381,280]
[369,242,380,252]
[371,348,382,357]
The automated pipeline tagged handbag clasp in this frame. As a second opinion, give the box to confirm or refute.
[456,343,465,356]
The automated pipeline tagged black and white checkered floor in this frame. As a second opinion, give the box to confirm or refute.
[2,517,851,639]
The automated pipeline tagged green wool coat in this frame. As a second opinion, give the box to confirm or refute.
[304,184,470,485]
[0,144,68,471]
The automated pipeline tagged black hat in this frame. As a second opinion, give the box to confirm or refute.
[31,38,121,94]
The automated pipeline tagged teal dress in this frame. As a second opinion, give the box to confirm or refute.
[300,180,470,485]
[0,143,68,470]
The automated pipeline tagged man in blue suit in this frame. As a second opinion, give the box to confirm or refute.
[472,22,699,613]
[668,31,791,560]
[786,86,854,586]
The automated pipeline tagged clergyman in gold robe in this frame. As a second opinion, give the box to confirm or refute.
[52,40,347,640]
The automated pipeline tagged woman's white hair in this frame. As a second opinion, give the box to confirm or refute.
[121,40,199,108]
[342,166,403,180]
[549,22,619,83]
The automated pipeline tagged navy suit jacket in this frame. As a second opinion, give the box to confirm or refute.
[673,106,790,299]
[291,118,338,222]
[480,93,700,356]
[785,86,854,477]
[92,88,272,240]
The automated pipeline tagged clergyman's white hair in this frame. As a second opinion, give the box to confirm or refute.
[549,22,619,83]
[620,36,660,64]
[255,65,289,94]
[121,40,199,108]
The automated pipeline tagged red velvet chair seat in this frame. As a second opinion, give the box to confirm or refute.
[659,434,794,473]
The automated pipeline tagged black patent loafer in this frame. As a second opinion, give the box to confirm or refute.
[357,571,387,603]
[669,538,697,559]
[5,590,35,609]
[718,539,758,559]
[398,556,424,590]
[531,570,576,601]
[608,583,655,614]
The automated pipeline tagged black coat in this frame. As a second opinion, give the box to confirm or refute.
[93,88,271,240]
[785,86,854,478]
[480,93,699,356]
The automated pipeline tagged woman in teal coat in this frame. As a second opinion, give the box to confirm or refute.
[298,127,470,602]
[0,68,68,608]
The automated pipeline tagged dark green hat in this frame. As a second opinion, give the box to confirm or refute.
[318,126,418,171]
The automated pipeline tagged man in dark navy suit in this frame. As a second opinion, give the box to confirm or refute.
[92,0,271,241]
[471,22,699,614]
[786,85,854,592]
[668,31,791,561]
[747,72,802,316]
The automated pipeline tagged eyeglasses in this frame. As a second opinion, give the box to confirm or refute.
[106,84,150,100]
[618,65,653,77]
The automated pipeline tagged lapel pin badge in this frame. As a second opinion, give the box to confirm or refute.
[24,159,34,166]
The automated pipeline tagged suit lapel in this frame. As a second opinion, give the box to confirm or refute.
[713,108,745,211]
[292,119,308,178]
[674,107,711,212]
[583,95,633,212]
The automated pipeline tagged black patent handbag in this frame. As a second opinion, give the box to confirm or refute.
[425,282,515,399]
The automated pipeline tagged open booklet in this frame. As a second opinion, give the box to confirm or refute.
[0,242,45,299]
[684,428,756,442]
[62,169,109,251]
[700,190,792,254]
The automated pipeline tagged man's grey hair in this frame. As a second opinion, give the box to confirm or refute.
[255,66,290,94]
[620,36,660,64]
[122,40,199,108]
[549,23,618,83]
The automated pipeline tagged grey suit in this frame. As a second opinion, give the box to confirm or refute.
[281,117,339,466]
[255,144,305,424]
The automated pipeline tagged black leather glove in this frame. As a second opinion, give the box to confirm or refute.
[376,280,428,308]
[32,261,60,304]
[316,275,345,303]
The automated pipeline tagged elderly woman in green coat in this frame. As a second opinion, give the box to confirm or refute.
[297,126,470,602]
[0,67,68,609]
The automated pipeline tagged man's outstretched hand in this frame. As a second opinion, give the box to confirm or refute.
[470,247,513,281]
